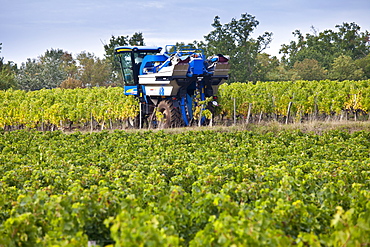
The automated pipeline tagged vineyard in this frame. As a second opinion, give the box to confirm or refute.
[218,80,370,123]
[1,80,370,131]
[0,129,369,246]
[0,87,138,131]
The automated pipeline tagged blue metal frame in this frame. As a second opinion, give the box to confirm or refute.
[139,55,168,75]
[180,97,189,126]
[115,44,227,127]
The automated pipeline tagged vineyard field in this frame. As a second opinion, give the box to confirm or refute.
[218,80,370,123]
[0,129,369,246]
[1,80,370,131]
[0,87,138,131]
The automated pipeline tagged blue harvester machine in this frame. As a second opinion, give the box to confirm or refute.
[114,45,230,128]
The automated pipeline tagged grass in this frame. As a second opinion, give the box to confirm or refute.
[119,120,370,135]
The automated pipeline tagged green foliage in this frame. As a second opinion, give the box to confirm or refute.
[0,87,139,129]
[38,49,69,88]
[293,59,327,81]
[254,53,280,81]
[0,44,18,90]
[16,49,113,90]
[16,58,44,91]
[103,33,145,85]
[193,97,214,121]
[2,80,370,130]
[17,49,72,90]
[107,206,181,246]
[204,13,272,82]
[218,80,370,119]
[264,64,296,81]
[324,204,370,246]
[128,32,145,46]
[103,33,145,60]
[356,53,370,79]
[76,52,112,87]
[280,23,370,69]
[0,130,369,246]
[0,60,17,90]
[329,55,365,81]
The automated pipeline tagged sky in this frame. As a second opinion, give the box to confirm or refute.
[1,0,370,65]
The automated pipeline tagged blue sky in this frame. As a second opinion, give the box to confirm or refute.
[1,0,370,65]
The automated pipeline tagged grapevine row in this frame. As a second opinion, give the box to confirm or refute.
[218,80,370,122]
[1,80,370,130]
[0,87,139,130]
[0,130,369,246]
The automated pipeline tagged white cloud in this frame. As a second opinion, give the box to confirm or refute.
[138,1,167,9]
[1,0,369,64]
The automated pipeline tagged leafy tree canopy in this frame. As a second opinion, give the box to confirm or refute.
[355,53,370,79]
[17,49,77,91]
[104,32,145,60]
[292,58,327,81]
[77,51,112,87]
[17,58,44,91]
[204,13,272,82]
[0,43,18,90]
[329,55,364,81]
[103,32,145,84]
[280,22,370,69]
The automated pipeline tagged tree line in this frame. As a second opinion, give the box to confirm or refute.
[1,12,370,91]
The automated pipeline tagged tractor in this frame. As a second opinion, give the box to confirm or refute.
[114,45,230,128]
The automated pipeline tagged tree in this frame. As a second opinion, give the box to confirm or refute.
[38,49,69,89]
[329,55,364,81]
[204,13,272,82]
[264,64,297,81]
[77,52,112,87]
[0,60,17,90]
[104,33,145,60]
[292,58,327,81]
[17,58,44,91]
[59,77,84,89]
[280,23,370,69]
[254,53,280,81]
[17,49,71,90]
[129,32,145,46]
[103,32,145,85]
[334,22,370,59]
[356,53,370,79]
[0,43,18,90]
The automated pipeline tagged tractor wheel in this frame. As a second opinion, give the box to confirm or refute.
[156,100,182,128]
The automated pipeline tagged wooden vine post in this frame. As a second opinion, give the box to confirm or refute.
[286,102,293,124]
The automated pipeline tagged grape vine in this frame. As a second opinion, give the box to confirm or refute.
[0,130,369,246]
[0,87,139,130]
[218,80,370,122]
